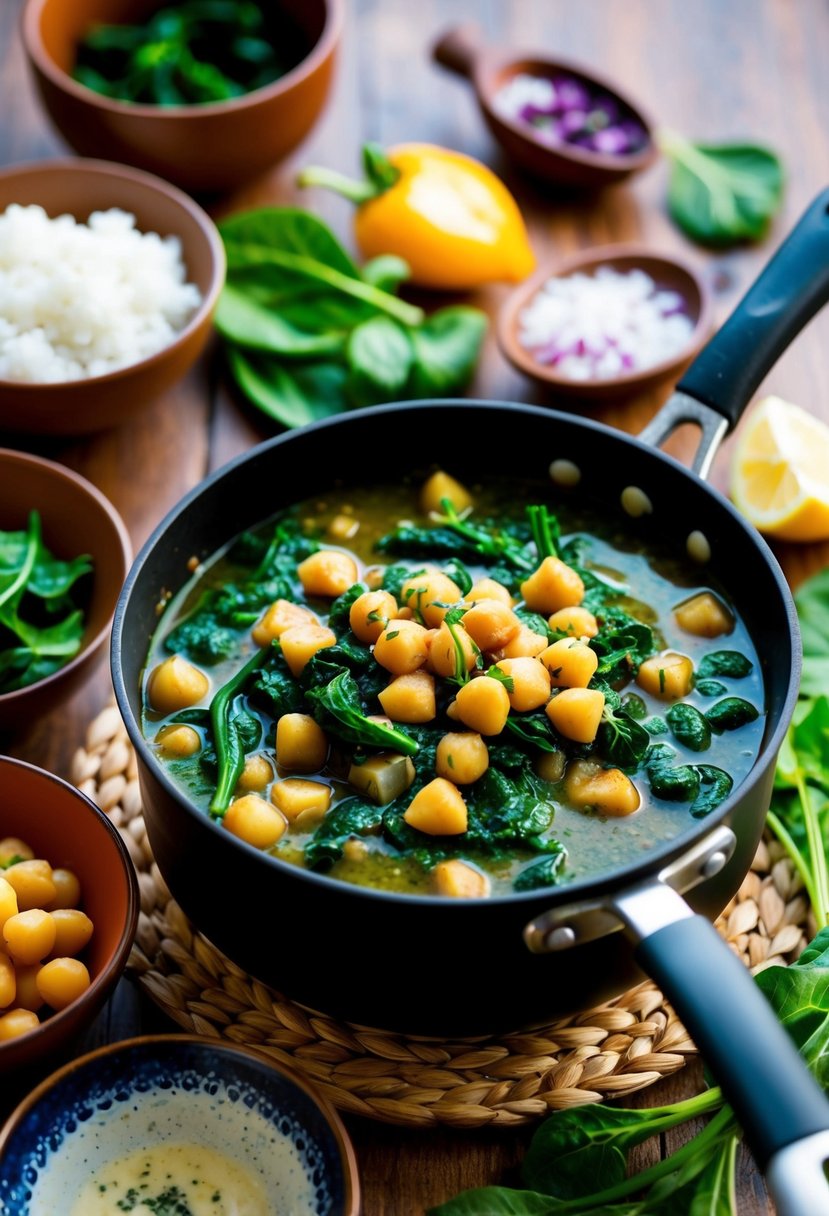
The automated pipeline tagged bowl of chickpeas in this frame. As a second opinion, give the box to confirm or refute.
[0,755,139,1074]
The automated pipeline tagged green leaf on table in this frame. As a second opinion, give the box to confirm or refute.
[755,924,829,1090]
[408,306,487,396]
[659,131,784,245]
[361,254,411,292]
[345,315,414,406]
[795,569,829,698]
[215,285,346,356]
[226,346,348,428]
[428,1187,562,1215]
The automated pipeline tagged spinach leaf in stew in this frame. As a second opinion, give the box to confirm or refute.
[142,471,765,898]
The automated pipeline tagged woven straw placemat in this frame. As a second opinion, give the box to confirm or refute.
[72,701,814,1130]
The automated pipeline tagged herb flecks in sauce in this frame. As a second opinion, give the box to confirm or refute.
[142,474,764,896]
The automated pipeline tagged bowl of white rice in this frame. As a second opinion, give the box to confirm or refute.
[0,158,224,435]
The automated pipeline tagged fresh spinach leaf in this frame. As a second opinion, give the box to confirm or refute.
[226,346,348,428]
[659,130,784,245]
[666,702,712,752]
[345,315,413,406]
[704,696,759,733]
[697,651,753,680]
[407,307,488,397]
[597,702,651,768]
[306,669,418,755]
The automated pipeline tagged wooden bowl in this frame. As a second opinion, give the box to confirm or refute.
[498,244,714,401]
[0,1035,360,1213]
[433,23,657,189]
[0,756,138,1075]
[21,0,344,194]
[0,158,224,435]
[0,448,131,730]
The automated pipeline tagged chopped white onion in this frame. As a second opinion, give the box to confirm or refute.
[517,266,695,381]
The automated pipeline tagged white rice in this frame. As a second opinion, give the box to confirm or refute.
[0,204,203,383]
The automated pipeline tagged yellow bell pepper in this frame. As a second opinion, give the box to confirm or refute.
[298,142,536,291]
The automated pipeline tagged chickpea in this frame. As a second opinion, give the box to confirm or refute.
[36,958,91,1010]
[539,637,599,689]
[467,578,512,608]
[378,669,436,723]
[493,624,549,661]
[279,622,337,676]
[50,909,94,957]
[276,713,328,771]
[400,569,462,628]
[373,619,430,675]
[49,868,82,911]
[427,621,478,679]
[147,655,209,714]
[0,1008,40,1041]
[0,952,15,1008]
[436,732,489,785]
[564,759,641,817]
[546,688,605,744]
[637,651,694,700]
[403,778,468,836]
[13,964,44,1012]
[490,657,551,712]
[4,859,56,912]
[461,599,521,652]
[155,723,201,758]
[430,859,490,898]
[548,606,599,638]
[0,837,34,866]
[0,875,18,934]
[252,599,317,647]
[237,753,274,793]
[4,908,57,965]
[349,589,398,644]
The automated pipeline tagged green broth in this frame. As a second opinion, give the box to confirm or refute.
[142,475,765,897]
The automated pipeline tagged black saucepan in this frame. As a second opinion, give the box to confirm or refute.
[113,190,829,1213]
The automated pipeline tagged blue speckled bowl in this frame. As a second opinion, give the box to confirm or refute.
[0,1034,360,1215]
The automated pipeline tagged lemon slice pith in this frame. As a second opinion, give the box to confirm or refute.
[730,395,829,542]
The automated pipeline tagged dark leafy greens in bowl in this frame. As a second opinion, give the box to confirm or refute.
[141,468,764,898]
[0,510,92,695]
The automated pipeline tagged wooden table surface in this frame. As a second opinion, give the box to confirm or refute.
[2,1,829,1212]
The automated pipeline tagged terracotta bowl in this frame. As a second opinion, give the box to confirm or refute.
[498,243,713,401]
[433,23,657,189]
[0,756,138,1075]
[0,158,224,435]
[0,1034,360,1214]
[0,448,131,730]
[21,0,344,194]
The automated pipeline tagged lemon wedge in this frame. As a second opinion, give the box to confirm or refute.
[730,395,829,541]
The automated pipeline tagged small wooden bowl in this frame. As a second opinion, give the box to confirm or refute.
[0,448,131,730]
[21,0,344,194]
[498,244,713,401]
[0,756,138,1076]
[0,158,224,435]
[433,23,657,189]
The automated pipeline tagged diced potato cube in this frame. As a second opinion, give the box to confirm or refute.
[224,794,287,849]
[378,669,436,723]
[237,753,274,792]
[276,713,328,771]
[271,778,332,822]
[453,676,511,735]
[349,754,416,804]
[430,859,490,898]
[297,550,359,597]
[545,688,605,744]
[674,592,735,638]
[279,622,337,675]
[564,759,641,817]
[403,778,468,835]
[252,599,317,646]
[420,471,473,515]
[637,651,694,700]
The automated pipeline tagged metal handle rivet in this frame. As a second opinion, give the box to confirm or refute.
[545,926,577,951]
[701,850,728,879]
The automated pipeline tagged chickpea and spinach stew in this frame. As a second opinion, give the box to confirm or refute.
[142,471,765,898]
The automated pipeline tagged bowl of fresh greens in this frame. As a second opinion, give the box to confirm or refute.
[21,0,344,193]
[0,449,131,732]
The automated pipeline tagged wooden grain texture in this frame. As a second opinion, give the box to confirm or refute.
[1,1,828,1211]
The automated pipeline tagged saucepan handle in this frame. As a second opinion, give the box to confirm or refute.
[635,906,829,1213]
[676,186,829,430]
